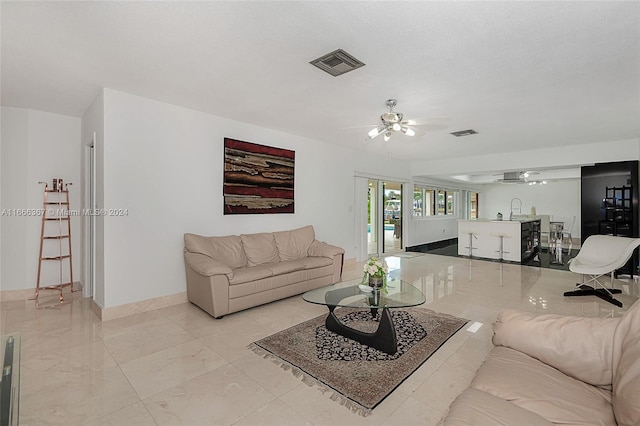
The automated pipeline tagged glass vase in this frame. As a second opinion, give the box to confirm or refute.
[369,275,384,288]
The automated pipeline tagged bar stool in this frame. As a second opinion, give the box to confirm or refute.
[493,233,510,262]
[463,232,478,258]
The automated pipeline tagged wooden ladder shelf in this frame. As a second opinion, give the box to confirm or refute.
[34,180,75,302]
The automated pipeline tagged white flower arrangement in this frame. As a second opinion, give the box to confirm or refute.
[361,256,388,283]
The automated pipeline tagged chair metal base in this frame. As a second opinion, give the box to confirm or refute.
[564,271,623,307]
[564,284,623,307]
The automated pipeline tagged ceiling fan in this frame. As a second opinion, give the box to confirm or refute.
[368,99,417,142]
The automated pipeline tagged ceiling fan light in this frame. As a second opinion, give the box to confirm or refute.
[403,127,415,136]
[392,123,401,131]
[384,132,392,142]
[368,127,380,138]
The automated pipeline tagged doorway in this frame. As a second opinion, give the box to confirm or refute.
[367,179,403,257]
[83,134,96,298]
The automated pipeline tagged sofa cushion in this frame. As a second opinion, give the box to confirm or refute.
[266,260,306,276]
[241,232,280,266]
[228,265,273,285]
[472,346,615,425]
[442,388,553,426]
[184,233,246,269]
[274,225,315,261]
[612,300,640,425]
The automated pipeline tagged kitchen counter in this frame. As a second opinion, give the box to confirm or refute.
[458,219,541,262]
[470,218,540,223]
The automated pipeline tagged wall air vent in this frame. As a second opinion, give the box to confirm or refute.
[450,129,478,137]
[310,49,365,77]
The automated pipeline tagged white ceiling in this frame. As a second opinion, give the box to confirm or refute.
[2,1,639,183]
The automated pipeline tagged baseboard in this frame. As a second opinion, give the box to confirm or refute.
[91,299,104,320]
[0,281,82,302]
[94,291,189,322]
[0,288,31,302]
[1,284,191,322]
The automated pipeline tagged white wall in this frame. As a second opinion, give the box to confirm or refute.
[480,178,581,238]
[0,107,81,291]
[99,89,410,308]
[1,107,28,290]
[0,104,2,287]
[407,215,460,247]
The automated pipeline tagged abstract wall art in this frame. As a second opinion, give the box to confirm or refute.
[223,138,295,214]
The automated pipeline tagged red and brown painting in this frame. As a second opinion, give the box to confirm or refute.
[223,138,295,214]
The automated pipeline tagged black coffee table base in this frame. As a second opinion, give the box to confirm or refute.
[325,306,398,355]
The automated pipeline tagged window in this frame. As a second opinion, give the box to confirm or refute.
[468,192,479,219]
[414,185,458,217]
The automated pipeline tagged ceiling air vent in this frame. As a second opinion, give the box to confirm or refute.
[450,129,478,137]
[503,172,522,182]
[310,49,365,77]
[495,172,527,184]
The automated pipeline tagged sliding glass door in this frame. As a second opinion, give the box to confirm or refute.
[383,181,403,254]
[367,179,403,257]
[367,179,379,257]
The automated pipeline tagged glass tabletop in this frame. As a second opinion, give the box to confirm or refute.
[302,277,426,309]
[1,333,20,426]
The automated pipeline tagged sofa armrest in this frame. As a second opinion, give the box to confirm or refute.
[184,252,233,278]
[308,240,345,258]
[493,309,619,387]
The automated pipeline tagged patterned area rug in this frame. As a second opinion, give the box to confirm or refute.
[250,308,467,415]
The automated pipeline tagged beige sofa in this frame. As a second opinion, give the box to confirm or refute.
[183,225,344,318]
[441,300,640,425]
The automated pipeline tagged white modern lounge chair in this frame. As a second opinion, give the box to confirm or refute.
[564,235,640,307]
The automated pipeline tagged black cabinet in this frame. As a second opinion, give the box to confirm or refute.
[521,219,541,261]
[582,161,639,276]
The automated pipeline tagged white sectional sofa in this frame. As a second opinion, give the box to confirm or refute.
[183,225,344,318]
[440,300,640,425]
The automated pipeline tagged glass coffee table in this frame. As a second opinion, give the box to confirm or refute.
[302,277,426,355]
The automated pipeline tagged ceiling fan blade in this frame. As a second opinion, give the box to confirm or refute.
[342,123,381,130]
[402,116,450,126]
[408,127,427,137]
[416,123,449,132]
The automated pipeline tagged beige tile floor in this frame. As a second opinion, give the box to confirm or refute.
[2,253,638,426]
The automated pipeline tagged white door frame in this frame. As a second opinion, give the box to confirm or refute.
[354,173,408,262]
[82,133,96,299]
